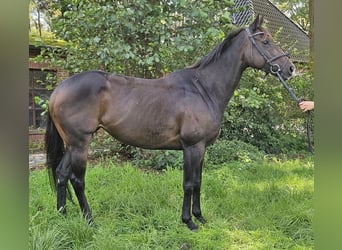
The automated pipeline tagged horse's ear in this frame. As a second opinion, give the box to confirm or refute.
[251,14,264,31]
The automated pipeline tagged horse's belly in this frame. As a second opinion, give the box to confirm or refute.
[104,119,183,150]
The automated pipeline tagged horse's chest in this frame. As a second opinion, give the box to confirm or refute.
[180,111,221,146]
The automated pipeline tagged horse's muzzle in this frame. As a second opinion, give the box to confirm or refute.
[275,61,296,80]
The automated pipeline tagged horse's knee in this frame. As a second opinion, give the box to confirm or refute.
[183,183,193,192]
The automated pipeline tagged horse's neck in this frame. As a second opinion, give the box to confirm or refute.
[195,45,247,115]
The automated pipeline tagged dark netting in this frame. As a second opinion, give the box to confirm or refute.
[233,0,309,62]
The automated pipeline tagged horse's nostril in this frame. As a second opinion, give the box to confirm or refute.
[290,66,295,73]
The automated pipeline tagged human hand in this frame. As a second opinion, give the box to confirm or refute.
[299,101,314,112]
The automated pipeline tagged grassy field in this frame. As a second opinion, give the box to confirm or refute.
[29,157,313,249]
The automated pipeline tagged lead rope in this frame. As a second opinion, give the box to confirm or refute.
[276,71,313,154]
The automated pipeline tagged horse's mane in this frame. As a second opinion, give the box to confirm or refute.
[188,28,244,69]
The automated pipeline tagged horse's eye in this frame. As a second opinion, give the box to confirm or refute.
[263,40,269,45]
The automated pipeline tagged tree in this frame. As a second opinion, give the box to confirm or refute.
[29,0,62,33]
[271,0,310,32]
[45,0,235,77]
[33,0,312,154]
[29,0,46,36]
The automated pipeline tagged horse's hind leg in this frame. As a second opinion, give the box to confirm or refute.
[69,144,93,224]
[56,151,71,214]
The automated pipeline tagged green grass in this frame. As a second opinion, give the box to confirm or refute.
[29,158,314,249]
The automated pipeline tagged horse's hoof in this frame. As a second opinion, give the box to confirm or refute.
[88,220,97,228]
[185,219,198,231]
[84,215,97,227]
[87,218,96,226]
[57,206,67,215]
[195,215,206,224]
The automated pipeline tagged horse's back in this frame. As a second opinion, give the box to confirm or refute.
[51,71,109,100]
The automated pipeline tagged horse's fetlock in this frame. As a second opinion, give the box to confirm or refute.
[192,210,201,218]
[182,218,199,231]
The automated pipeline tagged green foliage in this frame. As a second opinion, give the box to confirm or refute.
[206,139,265,167]
[29,158,314,249]
[89,129,183,170]
[92,142,183,171]
[220,65,313,154]
[31,0,314,158]
[46,0,235,77]
[29,30,69,48]
[30,226,71,249]
[271,0,310,32]
[132,149,183,171]
[88,129,120,160]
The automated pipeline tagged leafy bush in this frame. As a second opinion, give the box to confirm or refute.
[220,65,313,155]
[206,139,265,166]
[89,129,183,170]
[88,129,120,160]
[132,149,183,171]
[33,1,313,157]
[45,0,235,78]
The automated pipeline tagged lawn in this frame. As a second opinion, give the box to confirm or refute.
[29,157,313,249]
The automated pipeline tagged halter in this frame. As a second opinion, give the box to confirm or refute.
[245,28,313,154]
[245,28,290,74]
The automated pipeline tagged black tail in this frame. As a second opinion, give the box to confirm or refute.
[45,111,73,202]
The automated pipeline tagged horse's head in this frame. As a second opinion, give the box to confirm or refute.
[244,15,295,80]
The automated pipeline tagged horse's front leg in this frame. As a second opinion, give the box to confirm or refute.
[192,152,206,225]
[181,142,206,230]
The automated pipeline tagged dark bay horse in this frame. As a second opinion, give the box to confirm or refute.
[45,15,295,230]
